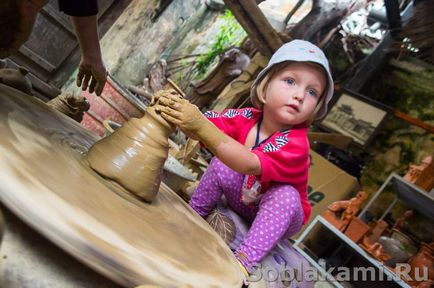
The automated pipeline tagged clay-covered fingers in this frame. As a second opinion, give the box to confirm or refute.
[159,110,182,126]
[157,94,185,110]
[154,104,180,119]
[153,89,180,105]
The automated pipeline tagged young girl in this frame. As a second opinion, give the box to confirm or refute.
[156,40,334,281]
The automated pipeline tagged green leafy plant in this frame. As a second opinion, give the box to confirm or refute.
[194,10,246,79]
[168,10,247,90]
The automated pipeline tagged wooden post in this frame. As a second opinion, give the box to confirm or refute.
[212,53,267,112]
[223,0,283,58]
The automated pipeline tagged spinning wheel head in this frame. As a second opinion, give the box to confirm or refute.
[0,84,242,287]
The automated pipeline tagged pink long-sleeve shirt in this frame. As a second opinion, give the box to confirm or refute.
[204,107,311,224]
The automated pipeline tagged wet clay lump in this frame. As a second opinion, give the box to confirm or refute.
[86,92,175,202]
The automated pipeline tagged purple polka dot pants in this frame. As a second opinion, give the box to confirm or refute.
[189,157,304,270]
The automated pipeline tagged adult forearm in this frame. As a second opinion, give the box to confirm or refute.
[70,15,102,62]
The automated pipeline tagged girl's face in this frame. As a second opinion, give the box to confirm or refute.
[262,62,327,127]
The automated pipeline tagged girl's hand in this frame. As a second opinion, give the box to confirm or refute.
[155,90,260,175]
[154,91,206,138]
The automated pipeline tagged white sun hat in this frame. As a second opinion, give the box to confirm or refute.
[250,39,334,120]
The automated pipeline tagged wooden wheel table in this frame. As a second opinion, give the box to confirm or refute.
[0,84,242,288]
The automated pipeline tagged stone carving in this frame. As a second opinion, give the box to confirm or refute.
[404,155,434,192]
[186,47,250,109]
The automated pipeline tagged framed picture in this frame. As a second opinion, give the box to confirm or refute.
[318,89,391,148]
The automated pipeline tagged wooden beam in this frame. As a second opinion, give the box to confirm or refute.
[394,110,434,134]
[223,0,283,58]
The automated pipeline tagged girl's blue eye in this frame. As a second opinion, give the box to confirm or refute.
[285,78,295,85]
[308,89,318,97]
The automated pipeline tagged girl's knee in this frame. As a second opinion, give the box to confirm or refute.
[208,157,227,174]
[266,184,299,201]
[209,157,242,182]
[261,184,301,213]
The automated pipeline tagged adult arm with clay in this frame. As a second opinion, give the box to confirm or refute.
[59,0,107,96]
[0,0,106,95]
[155,91,262,176]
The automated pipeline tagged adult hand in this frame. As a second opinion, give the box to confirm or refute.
[71,15,106,96]
[76,56,107,96]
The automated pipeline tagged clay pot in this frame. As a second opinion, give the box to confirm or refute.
[102,119,121,137]
[86,106,175,202]
[47,93,90,122]
[378,238,413,266]
[378,229,417,266]
[408,243,434,286]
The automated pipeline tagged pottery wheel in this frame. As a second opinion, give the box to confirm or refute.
[0,84,242,288]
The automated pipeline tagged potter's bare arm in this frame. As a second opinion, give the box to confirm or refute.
[155,94,261,175]
[71,15,107,96]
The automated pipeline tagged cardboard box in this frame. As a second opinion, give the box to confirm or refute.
[295,150,359,236]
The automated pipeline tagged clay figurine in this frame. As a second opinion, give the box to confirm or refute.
[360,236,392,262]
[0,60,33,95]
[322,191,368,231]
[47,93,90,122]
[364,220,389,244]
[343,217,370,243]
[404,155,434,192]
[392,209,413,233]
